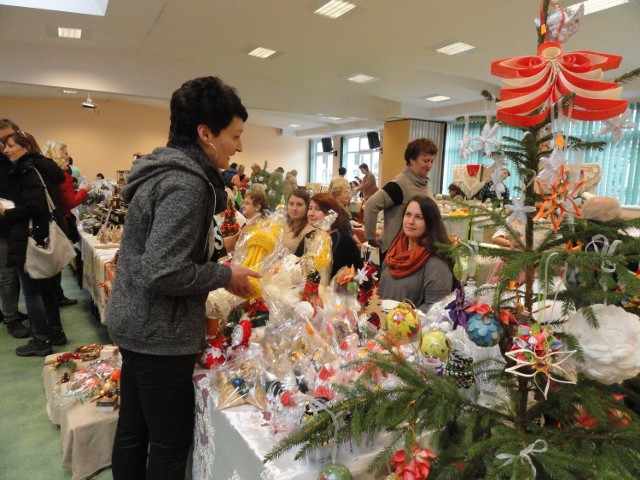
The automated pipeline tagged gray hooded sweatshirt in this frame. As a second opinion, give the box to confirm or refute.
[106,144,231,356]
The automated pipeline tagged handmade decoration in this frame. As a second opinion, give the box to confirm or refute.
[317,463,354,480]
[220,199,240,237]
[534,1,584,43]
[533,165,584,231]
[419,331,451,361]
[390,445,436,480]
[491,42,627,126]
[597,109,636,143]
[216,368,266,411]
[443,350,475,389]
[496,439,548,480]
[563,304,640,384]
[504,197,537,225]
[471,122,502,157]
[200,337,229,369]
[537,148,566,185]
[505,324,576,398]
[385,302,420,340]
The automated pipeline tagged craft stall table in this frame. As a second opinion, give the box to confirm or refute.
[192,371,388,480]
[79,231,119,323]
[42,346,120,480]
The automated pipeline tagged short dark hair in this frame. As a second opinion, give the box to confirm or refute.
[338,167,347,176]
[404,138,438,165]
[0,118,20,132]
[359,163,369,171]
[168,76,248,146]
[230,162,238,169]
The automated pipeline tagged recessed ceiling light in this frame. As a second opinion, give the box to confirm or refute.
[58,27,82,39]
[248,47,277,59]
[423,95,451,102]
[314,0,356,19]
[567,0,631,15]
[346,73,379,84]
[63,89,77,94]
[288,124,301,128]
[326,116,343,121]
[436,42,476,56]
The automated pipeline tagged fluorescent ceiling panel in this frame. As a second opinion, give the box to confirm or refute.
[423,95,451,102]
[248,47,277,59]
[567,0,632,15]
[314,0,356,19]
[346,73,379,84]
[436,42,476,56]
[0,0,108,16]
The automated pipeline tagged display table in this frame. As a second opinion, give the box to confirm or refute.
[192,372,387,480]
[79,231,119,323]
[42,346,120,480]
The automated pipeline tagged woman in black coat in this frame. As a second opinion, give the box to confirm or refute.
[0,130,66,357]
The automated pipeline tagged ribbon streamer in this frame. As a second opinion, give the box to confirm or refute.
[585,235,621,273]
[497,439,548,480]
[459,241,479,283]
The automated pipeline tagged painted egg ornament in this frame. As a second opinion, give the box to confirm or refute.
[465,313,504,347]
[386,302,420,340]
[317,463,354,480]
[419,331,451,361]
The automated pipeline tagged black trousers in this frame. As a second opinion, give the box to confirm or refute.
[112,348,198,480]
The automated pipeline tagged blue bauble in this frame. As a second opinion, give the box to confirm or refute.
[465,313,504,347]
[317,463,354,480]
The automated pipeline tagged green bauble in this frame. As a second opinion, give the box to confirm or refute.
[317,463,354,480]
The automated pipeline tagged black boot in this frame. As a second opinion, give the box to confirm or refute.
[16,337,52,357]
[50,326,68,346]
[7,319,31,339]
[59,297,78,307]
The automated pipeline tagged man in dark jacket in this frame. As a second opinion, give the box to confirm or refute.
[0,118,29,338]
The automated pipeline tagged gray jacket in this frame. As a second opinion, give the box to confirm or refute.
[363,167,434,253]
[106,145,231,356]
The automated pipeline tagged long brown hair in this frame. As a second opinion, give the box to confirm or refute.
[288,188,311,237]
[406,195,451,254]
[310,193,345,231]
[5,130,41,155]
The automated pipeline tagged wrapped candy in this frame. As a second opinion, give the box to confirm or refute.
[215,352,266,411]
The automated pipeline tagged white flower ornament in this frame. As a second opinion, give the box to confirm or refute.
[505,197,536,224]
[471,122,502,157]
[537,148,566,185]
[597,109,635,143]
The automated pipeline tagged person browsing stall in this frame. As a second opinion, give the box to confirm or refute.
[295,193,363,279]
[364,138,437,255]
[105,76,260,480]
[282,188,314,254]
[379,195,455,313]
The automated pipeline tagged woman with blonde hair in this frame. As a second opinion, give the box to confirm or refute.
[330,182,361,246]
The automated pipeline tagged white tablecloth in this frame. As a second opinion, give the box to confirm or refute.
[80,232,119,323]
[192,372,387,480]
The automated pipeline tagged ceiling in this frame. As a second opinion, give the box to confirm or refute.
[1,0,639,138]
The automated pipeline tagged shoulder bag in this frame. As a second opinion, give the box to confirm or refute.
[24,169,77,279]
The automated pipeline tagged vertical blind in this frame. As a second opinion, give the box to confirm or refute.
[442,103,640,206]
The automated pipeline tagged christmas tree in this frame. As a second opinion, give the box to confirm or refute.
[220,199,240,237]
[265,2,640,478]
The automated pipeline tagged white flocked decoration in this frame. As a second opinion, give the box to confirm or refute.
[564,304,640,384]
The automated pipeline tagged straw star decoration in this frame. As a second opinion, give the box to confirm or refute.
[505,197,536,224]
[533,166,584,231]
[597,109,635,143]
[537,148,566,185]
[505,348,577,398]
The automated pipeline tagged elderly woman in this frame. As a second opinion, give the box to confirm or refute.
[378,195,455,313]
[42,140,90,306]
[0,130,66,356]
[296,193,363,279]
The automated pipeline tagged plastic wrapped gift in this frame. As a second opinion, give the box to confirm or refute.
[231,210,287,299]
[215,352,266,411]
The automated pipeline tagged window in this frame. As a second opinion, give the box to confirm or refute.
[442,103,640,206]
[343,133,380,185]
[310,140,333,185]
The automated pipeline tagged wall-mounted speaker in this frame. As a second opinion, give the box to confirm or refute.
[321,137,334,153]
[367,131,381,150]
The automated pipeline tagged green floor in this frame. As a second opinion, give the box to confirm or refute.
[0,267,113,480]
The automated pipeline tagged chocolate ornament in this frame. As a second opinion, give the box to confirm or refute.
[317,463,354,480]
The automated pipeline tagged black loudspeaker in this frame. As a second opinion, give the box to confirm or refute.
[367,131,381,149]
[321,137,333,152]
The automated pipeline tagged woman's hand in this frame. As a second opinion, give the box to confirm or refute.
[226,264,262,298]
[0,203,5,216]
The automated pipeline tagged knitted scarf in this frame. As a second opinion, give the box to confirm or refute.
[384,232,431,279]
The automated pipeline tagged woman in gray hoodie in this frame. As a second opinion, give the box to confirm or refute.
[106,76,259,480]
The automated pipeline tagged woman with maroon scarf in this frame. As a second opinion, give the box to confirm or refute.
[378,195,455,313]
